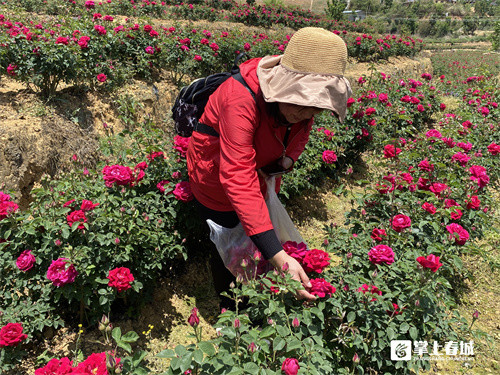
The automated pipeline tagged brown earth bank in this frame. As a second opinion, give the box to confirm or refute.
[0,55,431,207]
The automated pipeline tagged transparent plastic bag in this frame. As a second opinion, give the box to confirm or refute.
[207,177,306,279]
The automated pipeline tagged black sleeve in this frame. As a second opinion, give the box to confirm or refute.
[250,229,282,260]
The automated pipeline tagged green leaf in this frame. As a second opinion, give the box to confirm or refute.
[409,326,418,340]
[259,326,275,338]
[387,327,395,340]
[273,337,286,352]
[244,362,260,372]
[347,311,356,322]
[156,349,176,359]
[175,345,187,357]
[198,341,215,356]
[400,322,409,333]
[122,331,139,343]
[112,327,122,342]
[117,341,132,353]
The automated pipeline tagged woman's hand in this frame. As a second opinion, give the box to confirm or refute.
[269,250,316,302]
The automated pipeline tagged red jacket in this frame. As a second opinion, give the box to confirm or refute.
[187,57,312,237]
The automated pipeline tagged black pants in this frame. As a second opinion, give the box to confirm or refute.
[194,200,241,311]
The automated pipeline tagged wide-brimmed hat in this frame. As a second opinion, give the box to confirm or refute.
[257,27,352,122]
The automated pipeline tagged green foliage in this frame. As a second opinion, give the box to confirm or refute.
[491,20,500,51]
[325,0,347,21]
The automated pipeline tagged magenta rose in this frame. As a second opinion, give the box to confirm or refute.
[67,210,87,230]
[0,323,28,348]
[368,244,395,265]
[102,165,134,188]
[281,358,300,375]
[173,181,194,202]
[34,357,73,375]
[157,180,171,193]
[429,182,449,198]
[416,254,443,272]
[173,135,191,157]
[62,199,76,208]
[16,250,36,272]
[418,158,434,172]
[309,278,336,298]
[47,258,78,287]
[187,307,199,327]
[97,73,107,82]
[108,267,134,292]
[391,214,411,232]
[302,249,330,273]
[451,152,471,167]
[446,223,469,245]
[419,201,437,214]
[386,303,405,316]
[322,150,337,164]
[147,151,165,161]
[282,241,308,262]
[469,165,490,188]
[450,209,462,221]
[371,228,387,242]
[35,357,73,375]
[426,129,442,139]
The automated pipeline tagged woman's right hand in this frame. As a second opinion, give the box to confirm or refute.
[269,250,316,302]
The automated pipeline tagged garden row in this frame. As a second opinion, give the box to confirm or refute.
[10,0,372,34]
[0,10,423,97]
[1,48,498,372]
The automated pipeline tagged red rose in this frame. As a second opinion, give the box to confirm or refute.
[383,144,401,158]
[108,267,134,292]
[97,73,107,82]
[147,151,165,161]
[450,209,462,221]
[35,357,73,375]
[0,323,28,347]
[418,158,434,172]
[74,352,120,374]
[487,142,500,155]
[282,241,308,262]
[466,195,480,210]
[67,210,87,230]
[422,202,436,214]
[371,228,387,242]
[357,284,382,302]
[81,199,99,211]
[368,244,395,265]
[429,182,449,198]
[0,200,18,221]
[173,135,191,157]
[102,165,134,187]
[416,254,443,272]
[322,150,337,164]
[16,250,36,272]
[309,278,336,298]
[173,181,194,202]
[302,249,330,273]
[281,358,300,375]
[446,223,469,245]
[391,214,411,232]
[63,199,76,208]
[386,303,405,316]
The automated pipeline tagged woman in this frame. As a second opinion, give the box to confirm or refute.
[187,27,352,307]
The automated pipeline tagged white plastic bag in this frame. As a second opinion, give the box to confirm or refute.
[207,177,306,279]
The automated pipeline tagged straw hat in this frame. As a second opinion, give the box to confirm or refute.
[257,27,352,122]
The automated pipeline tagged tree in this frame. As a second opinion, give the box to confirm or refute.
[325,0,347,20]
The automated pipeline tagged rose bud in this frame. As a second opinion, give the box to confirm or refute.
[472,310,479,319]
[292,318,300,328]
[248,342,257,353]
[234,318,240,328]
[353,353,360,363]
[240,259,248,268]
[282,262,289,271]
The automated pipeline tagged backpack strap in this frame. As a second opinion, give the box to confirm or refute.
[195,71,257,138]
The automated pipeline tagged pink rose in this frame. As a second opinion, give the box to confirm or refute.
[391,214,411,232]
[147,151,165,161]
[422,202,436,214]
[74,352,120,374]
[429,182,448,198]
[282,241,308,262]
[47,258,78,287]
[322,150,337,164]
[16,250,36,272]
[108,267,134,292]
[173,135,190,157]
[102,165,134,187]
[451,152,471,167]
[302,249,330,273]
[446,223,469,245]
[426,129,442,139]
[368,244,395,265]
[6,64,17,76]
[281,358,300,375]
[63,199,76,208]
[0,323,28,348]
[371,228,387,242]
[469,165,490,189]
[309,278,336,298]
[416,254,443,272]
[383,144,401,158]
[35,357,73,375]
[187,307,199,327]
[173,181,194,202]
[66,210,87,230]
[0,200,19,220]
[450,209,462,220]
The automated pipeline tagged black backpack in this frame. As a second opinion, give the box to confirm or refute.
[171,52,256,137]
